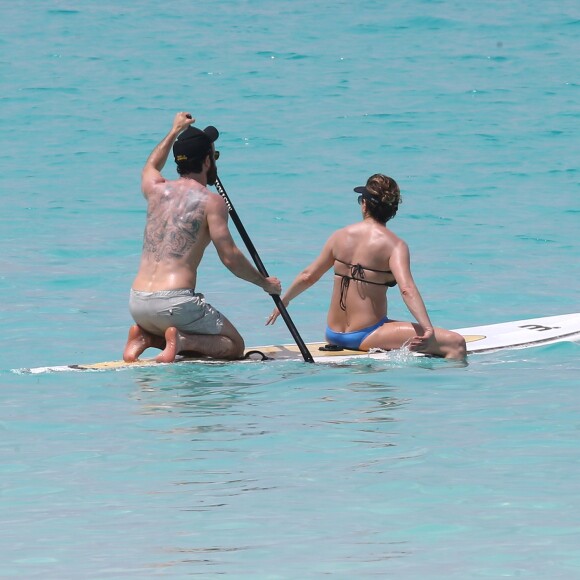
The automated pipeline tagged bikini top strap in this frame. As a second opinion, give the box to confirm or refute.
[335,258,395,310]
[334,257,391,275]
[338,263,367,311]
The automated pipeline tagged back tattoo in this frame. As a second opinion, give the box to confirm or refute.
[143,189,205,262]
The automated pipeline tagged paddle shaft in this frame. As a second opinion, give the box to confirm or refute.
[214,176,314,363]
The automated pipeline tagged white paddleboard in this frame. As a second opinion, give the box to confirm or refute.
[16,313,580,373]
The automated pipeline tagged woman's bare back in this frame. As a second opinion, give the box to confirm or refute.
[328,221,400,331]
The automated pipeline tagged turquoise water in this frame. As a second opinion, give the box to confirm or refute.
[1,1,579,577]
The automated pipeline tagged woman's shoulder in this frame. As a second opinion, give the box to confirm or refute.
[341,220,401,240]
[329,222,364,246]
[334,221,366,236]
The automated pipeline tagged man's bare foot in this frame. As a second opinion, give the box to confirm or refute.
[154,326,244,362]
[123,325,165,362]
[156,327,181,363]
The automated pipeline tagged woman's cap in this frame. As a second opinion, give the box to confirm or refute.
[354,174,401,203]
[354,186,380,206]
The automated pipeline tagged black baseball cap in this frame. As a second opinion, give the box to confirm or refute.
[173,125,219,163]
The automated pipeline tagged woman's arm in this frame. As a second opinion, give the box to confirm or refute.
[389,240,434,334]
[266,235,335,325]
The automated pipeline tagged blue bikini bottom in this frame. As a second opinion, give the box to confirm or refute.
[325,316,391,350]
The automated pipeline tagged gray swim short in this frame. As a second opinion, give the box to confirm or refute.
[129,289,224,336]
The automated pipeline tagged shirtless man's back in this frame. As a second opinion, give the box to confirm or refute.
[123,112,280,363]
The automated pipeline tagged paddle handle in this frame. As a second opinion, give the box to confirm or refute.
[215,176,314,363]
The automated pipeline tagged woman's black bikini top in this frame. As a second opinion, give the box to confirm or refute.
[334,258,397,311]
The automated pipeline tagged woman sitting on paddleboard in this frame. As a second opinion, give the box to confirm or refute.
[266,174,466,360]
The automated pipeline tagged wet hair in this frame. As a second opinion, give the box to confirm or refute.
[362,174,402,223]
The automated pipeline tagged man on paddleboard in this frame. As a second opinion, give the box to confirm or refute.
[123,112,281,362]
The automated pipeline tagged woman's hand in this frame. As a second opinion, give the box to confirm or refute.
[266,307,280,326]
[408,327,435,353]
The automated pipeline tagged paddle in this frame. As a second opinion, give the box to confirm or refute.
[214,176,314,363]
